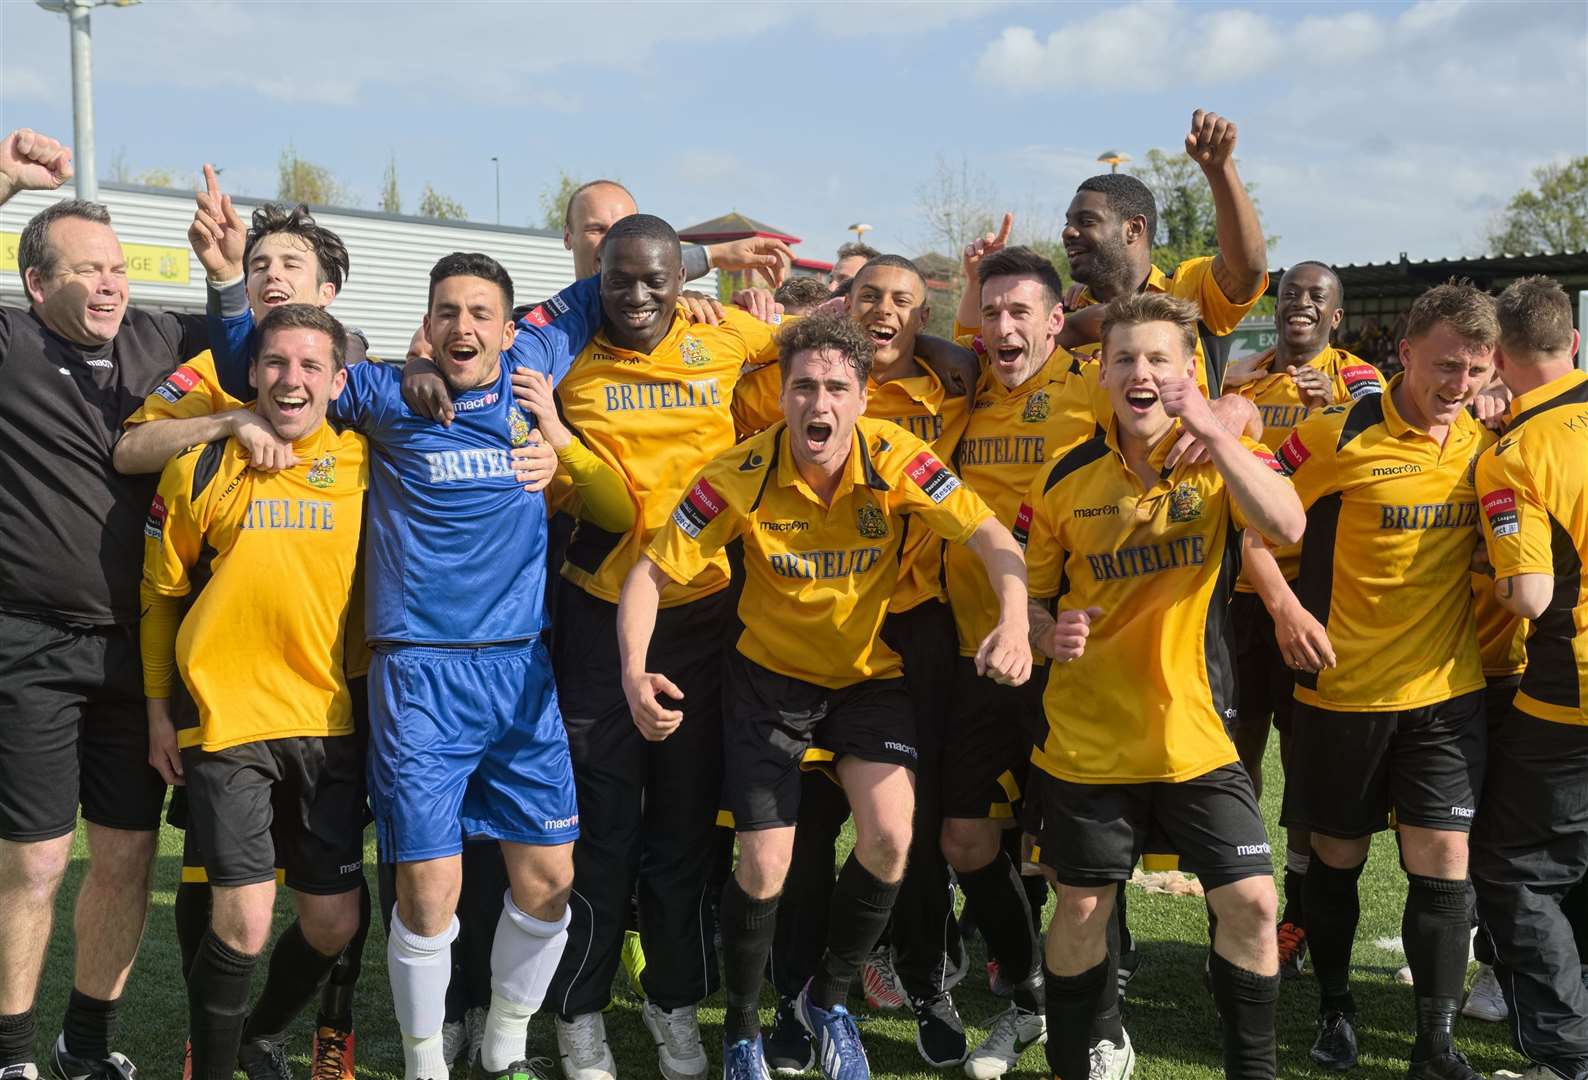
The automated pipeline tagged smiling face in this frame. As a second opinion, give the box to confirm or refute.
[26,216,129,346]
[1275,263,1343,357]
[249,326,346,442]
[1397,322,1495,430]
[246,232,336,320]
[598,234,684,352]
[980,274,1064,390]
[848,263,928,374]
[1101,320,1196,444]
[1062,190,1136,288]
[565,183,638,279]
[423,274,516,393]
[781,347,867,475]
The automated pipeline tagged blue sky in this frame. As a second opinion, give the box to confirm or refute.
[3,0,1584,269]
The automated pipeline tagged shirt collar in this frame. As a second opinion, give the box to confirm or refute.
[595,311,688,359]
[1507,368,1588,420]
[1102,414,1182,483]
[775,420,891,503]
[981,346,1077,402]
[870,357,947,415]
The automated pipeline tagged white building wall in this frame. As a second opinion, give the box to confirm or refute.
[0,183,715,359]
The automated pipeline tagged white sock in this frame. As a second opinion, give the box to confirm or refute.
[388,912,460,1077]
[481,891,572,1071]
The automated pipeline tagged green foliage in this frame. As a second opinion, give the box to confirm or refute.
[1136,148,1276,275]
[379,153,401,214]
[417,183,467,221]
[539,169,585,232]
[1488,156,1588,255]
[108,149,182,189]
[277,145,358,207]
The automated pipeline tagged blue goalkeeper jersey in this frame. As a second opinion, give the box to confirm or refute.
[325,278,601,645]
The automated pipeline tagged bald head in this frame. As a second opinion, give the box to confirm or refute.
[564,180,638,278]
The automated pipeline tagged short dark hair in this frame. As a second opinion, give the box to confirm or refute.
[18,199,112,282]
[1076,173,1158,246]
[777,313,874,386]
[1404,280,1498,348]
[255,303,349,371]
[835,241,880,263]
[853,254,926,292]
[564,179,634,230]
[773,275,830,315]
[1100,292,1200,358]
[1496,275,1575,357]
[428,252,514,313]
[243,203,350,293]
[597,213,680,262]
[977,246,1065,308]
[1280,260,1344,297]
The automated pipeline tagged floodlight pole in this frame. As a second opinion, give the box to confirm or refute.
[67,0,97,201]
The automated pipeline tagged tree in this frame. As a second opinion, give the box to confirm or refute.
[1135,148,1275,275]
[1487,157,1588,255]
[108,148,181,189]
[417,183,467,221]
[278,145,357,207]
[379,153,401,214]
[538,170,585,231]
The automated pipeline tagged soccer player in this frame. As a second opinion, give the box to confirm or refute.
[0,129,212,1080]
[139,304,368,1080]
[1061,110,1268,393]
[617,313,1032,1080]
[936,246,1108,1079]
[1219,261,1385,977]
[1021,293,1303,1080]
[1274,283,1497,1079]
[1471,276,1588,1080]
[828,241,880,293]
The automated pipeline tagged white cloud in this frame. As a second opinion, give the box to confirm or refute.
[1,64,53,102]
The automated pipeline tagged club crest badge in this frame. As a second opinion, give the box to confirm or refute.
[306,455,336,489]
[508,407,532,448]
[1167,481,1204,523]
[1022,390,1050,423]
[681,335,711,368]
[856,504,888,539]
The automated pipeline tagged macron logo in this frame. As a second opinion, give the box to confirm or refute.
[1236,843,1272,857]
[1450,805,1475,819]
[543,814,578,831]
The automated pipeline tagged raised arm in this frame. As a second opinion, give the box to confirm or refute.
[1186,110,1266,305]
[0,129,73,207]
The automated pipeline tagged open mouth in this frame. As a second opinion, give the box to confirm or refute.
[273,393,307,418]
[621,306,657,327]
[1124,386,1159,414]
[261,288,291,305]
[994,343,1024,367]
[804,421,833,452]
[1434,392,1466,410]
[445,343,478,365]
[1284,311,1317,329]
[866,324,898,350]
[87,301,119,316]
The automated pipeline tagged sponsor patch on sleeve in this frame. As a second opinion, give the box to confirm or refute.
[1251,446,1283,473]
[144,494,167,540]
[521,293,572,328]
[1341,364,1382,400]
[672,477,725,539]
[1276,431,1311,476]
[1482,487,1520,538]
[1012,502,1033,547]
[152,365,200,404]
[906,450,961,504]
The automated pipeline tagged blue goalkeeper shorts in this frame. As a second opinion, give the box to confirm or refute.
[368,639,579,862]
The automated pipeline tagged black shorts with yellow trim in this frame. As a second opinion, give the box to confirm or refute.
[1031,763,1271,891]
[1280,689,1485,841]
[941,656,1046,821]
[721,650,916,832]
[182,733,366,894]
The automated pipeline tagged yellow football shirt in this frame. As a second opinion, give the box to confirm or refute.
[556,307,778,607]
[141,421,369,751]
[1278,379,1490,712]
[1021,419,1281,783]
[1069,257,1267,396]
[1473,574,1528,678]
[1226,346,1386,589]
[1476,369,1588,724]
[124,351,244,427]
[646,415,993,689]
[946,347,1107,657]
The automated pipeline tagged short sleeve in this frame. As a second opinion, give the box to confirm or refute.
[1477,445,1555,578]
[141,459,205,600]
[329,359,399,432]
[1169,256,1265,334]
[512,274,604,384]
[645,464,745,586]
[1333,361,1386,404]
[718,307,781,365]
[731,363,783,440]
[1274,410,1340,511]
[1229,436,1286,533]
[893,438,994,545]
[1019,466,1066,600]
[124,363,219,428]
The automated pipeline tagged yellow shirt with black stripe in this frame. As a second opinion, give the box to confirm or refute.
[1277,378,1490,712]
[556,307,779,607]
[1020,419,1280,784]
[946,347,1107,657]
[1070,257,1268,395]
[140,420,368,752]
[646,415,993,689]
[1474,575,1528,678]
[1224,346,1386,589]
[1475,369,1588,724]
